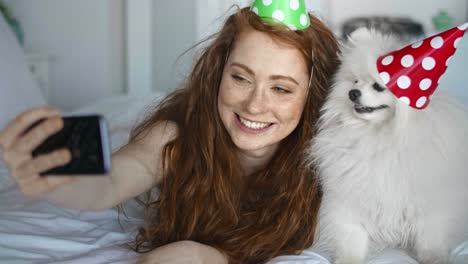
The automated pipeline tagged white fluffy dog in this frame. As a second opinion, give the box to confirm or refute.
[310,28,468,264]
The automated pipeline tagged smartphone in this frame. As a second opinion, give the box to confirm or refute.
[28,115,111,176]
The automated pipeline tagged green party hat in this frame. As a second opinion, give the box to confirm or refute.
[250,0,311,30]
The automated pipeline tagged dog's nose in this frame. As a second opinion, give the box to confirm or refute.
[349,89,361,102]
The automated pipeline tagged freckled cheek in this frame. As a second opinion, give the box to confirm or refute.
[218,93,241,129]
[277,100,306,124]
[217,91,233,131]
[218,82,232,106]
[218,85,245,108]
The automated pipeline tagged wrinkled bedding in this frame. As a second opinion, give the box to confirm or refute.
[0,187,142,264]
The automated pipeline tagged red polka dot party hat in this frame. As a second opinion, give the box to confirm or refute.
[377,23,468,109]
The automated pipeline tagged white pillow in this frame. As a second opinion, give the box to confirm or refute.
[71,92,163,152]
[0,14,46,131]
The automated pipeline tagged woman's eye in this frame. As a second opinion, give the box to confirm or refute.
[232,74,247,82]
[372,82,385,92]
[272,87,291,93]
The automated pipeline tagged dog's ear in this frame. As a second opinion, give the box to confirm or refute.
[348,27,373,43]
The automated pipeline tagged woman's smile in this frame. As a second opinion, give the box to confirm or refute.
[234,113,274,134]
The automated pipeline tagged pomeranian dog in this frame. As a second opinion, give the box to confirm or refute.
[310,28,468,264]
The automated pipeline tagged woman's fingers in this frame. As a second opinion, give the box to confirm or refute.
[13,148,74,199]
[13,148,72,182]
[15,116,64,153]
[0,105,77,200]
[0,105,61,150]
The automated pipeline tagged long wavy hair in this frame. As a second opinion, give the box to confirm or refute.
[128,6,339,264]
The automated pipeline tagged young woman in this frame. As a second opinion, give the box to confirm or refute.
[0,4,339,264]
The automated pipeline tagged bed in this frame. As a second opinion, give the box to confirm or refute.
[1,12,468,264]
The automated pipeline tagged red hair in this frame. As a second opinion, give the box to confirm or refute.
[128,6,339,263]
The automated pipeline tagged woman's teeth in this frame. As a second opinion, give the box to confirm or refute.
[239,116,271,130]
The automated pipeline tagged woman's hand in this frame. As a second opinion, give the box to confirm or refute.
[0,106,74,199]
[136,240,228,264]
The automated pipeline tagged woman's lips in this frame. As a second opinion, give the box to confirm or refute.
[234,113,274,134]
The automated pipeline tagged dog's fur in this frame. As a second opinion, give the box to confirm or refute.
[310,28,468,264]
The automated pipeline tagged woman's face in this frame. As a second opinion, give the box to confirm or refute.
[218,28,309,156]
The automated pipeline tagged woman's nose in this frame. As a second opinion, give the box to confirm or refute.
[244,87,268,114]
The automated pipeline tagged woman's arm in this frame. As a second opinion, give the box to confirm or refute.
[0,106,178,210]
[136,240,228,264]
[43,121,178,210]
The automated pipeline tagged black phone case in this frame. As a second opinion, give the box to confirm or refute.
[31,115,111,176]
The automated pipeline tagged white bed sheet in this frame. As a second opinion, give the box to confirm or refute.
[0,187,142,264]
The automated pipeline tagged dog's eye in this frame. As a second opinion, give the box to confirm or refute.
[372,82,385,92]
[354,80,359,84]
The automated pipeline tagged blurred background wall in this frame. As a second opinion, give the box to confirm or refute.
[2,0,467,111]
[3,0,124,111]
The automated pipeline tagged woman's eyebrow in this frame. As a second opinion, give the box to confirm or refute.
[230,63,255,76]
[231,62,300,85]
[270,75,299,85]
